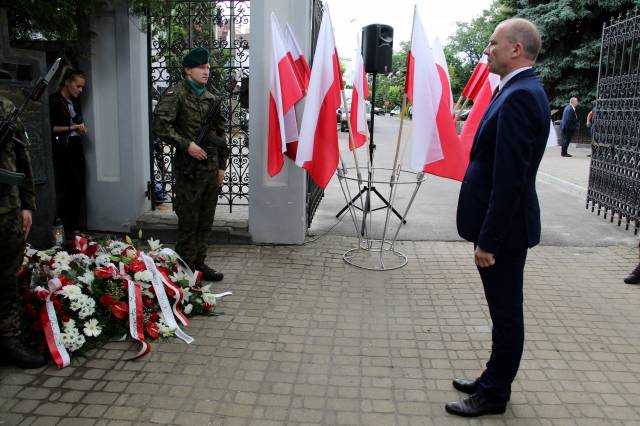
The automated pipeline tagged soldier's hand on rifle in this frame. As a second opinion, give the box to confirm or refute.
[21,209,32,239]
[188,142,207,160]
[217,169,225,187]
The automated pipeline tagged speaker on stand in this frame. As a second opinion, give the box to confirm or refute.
[335,24,406,233]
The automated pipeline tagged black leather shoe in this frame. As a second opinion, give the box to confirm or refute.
[195,264,224,282]
[0,338,47,369]
[561,153,573,157]
[624,263,640,284]
[445,394,506,417]
[452,378,479,394]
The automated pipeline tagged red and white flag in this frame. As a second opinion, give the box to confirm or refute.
[460,71,500,143]
[431,37,453,113]
[295,6,342,189]
[423,35,467,181]
[267,13,306,177]
[285,23,311,89]
[349,47,369,150]
[404,8,443,172]
[461,54,489,101]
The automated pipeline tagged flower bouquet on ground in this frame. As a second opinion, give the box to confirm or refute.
[18,234,231,368]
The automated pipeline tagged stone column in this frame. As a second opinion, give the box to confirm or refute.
[82,3,150,233]
[249,0,310,244]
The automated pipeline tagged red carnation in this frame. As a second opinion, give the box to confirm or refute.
[86,243,99,257]
[128,258,146,273]
[110,301,129,320]
[145,321,159,339]
[62,314,70,323]
[95,266,116,279]
[149,312,159,322]
[142,297,154,308]
[100,294,114,307]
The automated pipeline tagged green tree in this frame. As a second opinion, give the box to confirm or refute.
[510,0,639,108]
[445,0,514,98]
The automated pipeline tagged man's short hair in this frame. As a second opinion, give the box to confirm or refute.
[502,18,542,61]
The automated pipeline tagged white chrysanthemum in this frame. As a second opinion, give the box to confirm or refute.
[60,285,82,300]
[95,254,111,266]
[54,251,71,265]
[182,287,192,302]
[77,271,95,285]
[157,319,175,337]
[37,251,51,262]
[170,270,187,283]
[63,318,76,330]
[134,270,153,283]
[71,253,91,266]
[83,319,102,337]
[183,304,193,315]
[147,238,162,251]
[202,292,217,306]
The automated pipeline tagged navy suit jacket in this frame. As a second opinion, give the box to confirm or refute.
[560,104,578,131]
[456,68,550,253]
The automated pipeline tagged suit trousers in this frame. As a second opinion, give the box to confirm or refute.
[477,248,528,403]
[561,129,574,155]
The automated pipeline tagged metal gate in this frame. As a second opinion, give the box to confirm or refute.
[587,10,640,234]
[306,0,324,227]
[147,0,250,211]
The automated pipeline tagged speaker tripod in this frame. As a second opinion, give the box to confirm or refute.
[335,72,406,236]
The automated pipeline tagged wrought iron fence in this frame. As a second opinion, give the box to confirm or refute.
[306,0,324,227]
[147,0,250,211]
[587,9,640,234]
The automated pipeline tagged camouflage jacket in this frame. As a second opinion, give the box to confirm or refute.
[152,80,229,174]
[0,96,35,215]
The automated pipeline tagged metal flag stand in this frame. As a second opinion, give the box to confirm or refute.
[337,166,425,271]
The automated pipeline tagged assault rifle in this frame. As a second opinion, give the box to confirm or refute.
[0,58,61,186]
[182,83,230,179]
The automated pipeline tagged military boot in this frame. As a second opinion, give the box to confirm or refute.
[624,263,640,284]
[0,337,47,369]
[194,263,224,282]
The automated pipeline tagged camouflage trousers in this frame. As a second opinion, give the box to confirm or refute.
[174,170,219,266]
[0,209,24,338]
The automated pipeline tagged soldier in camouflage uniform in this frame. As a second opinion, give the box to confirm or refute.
[0,95,46,368]
[153,47,228,282]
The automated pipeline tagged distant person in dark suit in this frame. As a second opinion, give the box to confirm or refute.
[560,97,579,157]
[448,18,550,418]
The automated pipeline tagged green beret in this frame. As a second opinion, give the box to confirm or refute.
[182,47,209,68]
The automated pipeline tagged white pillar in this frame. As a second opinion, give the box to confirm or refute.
[83,4,150,233]
[249,0,311,244]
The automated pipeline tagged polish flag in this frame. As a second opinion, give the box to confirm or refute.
[461,55,489,101]
[349,47,369,150]
[295,5,342,189]
[431,37,453,113]
[404,8,443,172]
[460,71,500,144]
[285,23,311,89]
[423,35,467,181]
[267,13,306,177]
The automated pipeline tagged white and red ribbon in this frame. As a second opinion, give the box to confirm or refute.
[40,278,71,368]
[125,279,150,360]
[140,253,194,344]
[73,236,88,253]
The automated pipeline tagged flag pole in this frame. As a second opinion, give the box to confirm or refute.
[455,97,470,121]
[452,95,464,118]
[390,5,417,187]
[341,88,363,183]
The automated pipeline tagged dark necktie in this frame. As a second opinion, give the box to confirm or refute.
[491,85,500,100]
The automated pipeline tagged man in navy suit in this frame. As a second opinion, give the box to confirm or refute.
[560,97,579,157]
[446,18,550,417]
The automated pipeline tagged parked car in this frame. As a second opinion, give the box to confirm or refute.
[340,101,371,132]
[336,107,343,123]
[389,106,401,117]
[374,107,385,116]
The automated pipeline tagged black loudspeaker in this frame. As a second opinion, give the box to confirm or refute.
[362,24,394,74]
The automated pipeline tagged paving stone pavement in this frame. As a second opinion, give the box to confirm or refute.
[1,237,640,425]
